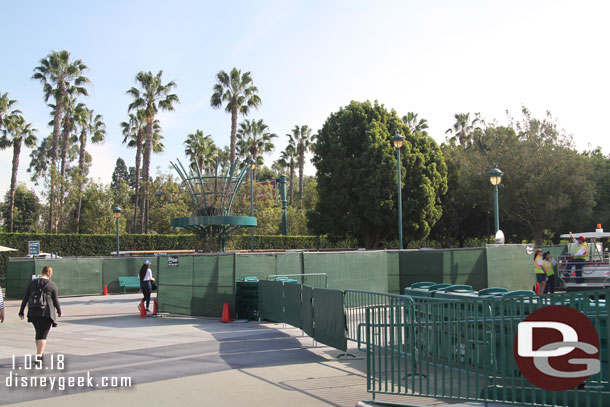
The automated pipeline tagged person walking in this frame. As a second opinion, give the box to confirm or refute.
[138,260,154,312]
[569,232,588,284]
[18,266,61,358]
[534,249,547,294]
[543,251,556,294]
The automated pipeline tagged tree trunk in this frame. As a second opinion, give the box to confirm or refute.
[75,129,87,233]
[298,154,304,208]
[289,163,295,206]
[58,114,71,232]
[9,140,21,233]
[230,107,237,169]
[48,89,65,232]
[132,130,143,234]
[141,119,154,234]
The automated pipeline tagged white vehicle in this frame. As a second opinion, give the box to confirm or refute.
[558,227,610,291]
[26,252,62,259]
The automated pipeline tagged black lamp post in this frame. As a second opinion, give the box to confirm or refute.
[392,133,404,249]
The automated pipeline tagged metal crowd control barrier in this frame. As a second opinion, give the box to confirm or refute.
[365,290,609,407]
[344,289,413,349]
[267,273,328,288]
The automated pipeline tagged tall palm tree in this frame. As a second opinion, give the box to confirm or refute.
[210,68,261,168]
[0,113,37,232]
[32,50,90,232]
[236,119,276,179]
[289,125,313,207]
[280,141,297,206]
[74,105,106,233]
[446,113,481,146]
[272,157,288,178]
[57,97,78,231]
[402,112,429,135]
[127,70,179,233]
[0,92,20,133]
[184,129,217,171]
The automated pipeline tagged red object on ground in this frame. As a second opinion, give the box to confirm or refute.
[102,285,108,296]
[140,301,147,318]
[535,282,540,295]
[221,302,232,323]
[153,299,158,316]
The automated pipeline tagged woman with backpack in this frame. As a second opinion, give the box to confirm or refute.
[18,266,62,358]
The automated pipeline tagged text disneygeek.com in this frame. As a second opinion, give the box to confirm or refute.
[5,372,132,391]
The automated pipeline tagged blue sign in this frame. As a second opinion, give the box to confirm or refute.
[28,241,40,256]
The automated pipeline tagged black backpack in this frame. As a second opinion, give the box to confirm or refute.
[28,279,48,310]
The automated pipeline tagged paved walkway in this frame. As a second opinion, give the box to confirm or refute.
[0,294,482,407]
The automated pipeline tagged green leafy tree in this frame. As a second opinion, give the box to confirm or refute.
[184,129,217,171]
[289,125,313,207]
[72,182,116,234]
[148,174,193,234]
[111,158,130,192]
[236,119,276,178]
[310,101,447,249]
[32,50,90,232]
[127,70,179,233]
[0,113,37,232]
[0,92,19,133]
[121,111,145,232]
[210,68,261,168]
[1,185,41,232]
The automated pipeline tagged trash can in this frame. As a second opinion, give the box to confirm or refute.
[236,277,259,320]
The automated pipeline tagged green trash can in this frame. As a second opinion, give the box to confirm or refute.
[236,277,259,320]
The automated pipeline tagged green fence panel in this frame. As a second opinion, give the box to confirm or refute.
[101,257,158,293]
[283,282,302,328]
[159,255,194,286]
[258,280,284,322]
[33,258,103,296]
[158,255,193,315]
[386,251,400,294]
[157,285,195,315]
[235,253,276,281]
[313,287,347,351]
[276,253,302,276]
[486,245,532,291]
[301,285,314,338]
[399,248,487,291]
[303,251,387,292]
[6,260,34,298]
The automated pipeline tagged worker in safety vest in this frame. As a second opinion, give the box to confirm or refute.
[534,249,546,294]
[569,232,588,284]
[543,251,555,294]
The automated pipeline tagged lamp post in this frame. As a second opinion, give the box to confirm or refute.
[488,165,503,233]
[392,133,404,249]
[249,162,255,252]
[112,206,122,256]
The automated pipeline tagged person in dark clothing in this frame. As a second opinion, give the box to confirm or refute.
[138,260,154,312]
[19,266,62,357]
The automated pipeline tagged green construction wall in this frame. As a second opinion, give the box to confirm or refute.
[34,258,103,296]
[485,245,534,291]
[6,260,35,298]
[398,248,487,291]
[102,257,158,293]
[386,251,400,294]
[303,251,388,292]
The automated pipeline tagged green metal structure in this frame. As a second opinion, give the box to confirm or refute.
[170,158,256,251]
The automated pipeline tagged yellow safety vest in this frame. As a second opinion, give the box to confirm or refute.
[575,242,589,260]
[534,255,545,274]
[543,260,554,277]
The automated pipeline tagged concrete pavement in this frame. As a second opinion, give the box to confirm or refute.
[0,293,475,407]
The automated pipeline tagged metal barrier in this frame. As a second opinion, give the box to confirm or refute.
[344,290,413,348]
[267,273,328,288]
[365,290,610,406]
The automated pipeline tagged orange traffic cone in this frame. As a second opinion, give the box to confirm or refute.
[139,301,147,318]
[153,299,158,316]
[535,282,540,295]
[102,285,108,296]
[221,302,232,323]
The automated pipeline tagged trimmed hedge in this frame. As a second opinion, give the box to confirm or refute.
[0,232,351,280]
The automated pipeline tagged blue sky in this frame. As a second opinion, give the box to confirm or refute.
[2,0,609,198]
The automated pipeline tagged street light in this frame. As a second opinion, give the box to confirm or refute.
[112,206,122,256]
[487,165,503,234]
[249,161,256,252]
[392,133,404,250]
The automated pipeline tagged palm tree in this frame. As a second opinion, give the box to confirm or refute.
[0,113,37,232]
[57,97,78,231]
[402,112,429,134]
[210,68,261,168]
[127,70,179,233]
[272,157,288,178]
[446,113,482,146]
[289,125,313,207]
[280,141,297,206]
[32,50,90,232]
[236,119,276,179]
[74,105,106,233]
[0,92,20,133]
[184,130,217,171]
